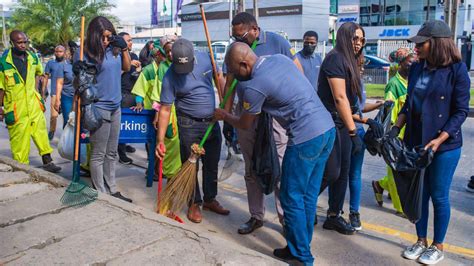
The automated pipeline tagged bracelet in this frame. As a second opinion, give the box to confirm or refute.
[348,128,357,136]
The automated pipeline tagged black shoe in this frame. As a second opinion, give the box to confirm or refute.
[314,214,318,225]
[111,192,132,203]
[119,154,133,165]
[349,212,362,231]
[273,246,297,261]
[238,217,263,234]
[467,176,474,193]
[43,162,61,173]
[125,145,136,153]
[323,214,356,235]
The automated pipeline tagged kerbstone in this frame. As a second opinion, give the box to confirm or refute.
[0,171,31,186]
[0,182,51,202]
[0,163,12,172]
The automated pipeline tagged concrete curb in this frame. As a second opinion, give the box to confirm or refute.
[0,155,282,264]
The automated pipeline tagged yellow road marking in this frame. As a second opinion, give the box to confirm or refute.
[220,183,474,259]
[363,222,474,259]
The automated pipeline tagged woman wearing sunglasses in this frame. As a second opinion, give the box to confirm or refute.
[317,22,383,235]
[388,20,470,265]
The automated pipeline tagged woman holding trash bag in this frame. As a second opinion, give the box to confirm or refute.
[317,22,384,235]
[387,20,470,265]
[74,16,132,202]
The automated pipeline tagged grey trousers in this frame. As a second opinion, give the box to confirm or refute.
[236,107,287,223]
[89,107,121,194]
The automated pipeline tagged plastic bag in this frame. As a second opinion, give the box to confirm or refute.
[58,112,87,162]
[364,101,394,156]
[81,103,103,132]
[380,137,434,223]
[252,112,280,195]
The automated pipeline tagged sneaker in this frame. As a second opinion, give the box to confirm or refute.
[349,212,362,231]
[42,162,61,173]
[111,192,132,203]
[323,213,356,235]
[125,145,136,153]
[467,176,474,193]
[119,154,133,165]
[48,131,55,141]
[273,246,297,261]
[418,245,444,265]
[402,241,427,260]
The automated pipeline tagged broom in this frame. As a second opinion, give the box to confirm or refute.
[158,4,231,214]
[60,16,98,206]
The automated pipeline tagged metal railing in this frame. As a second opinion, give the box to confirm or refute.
[363,68,390,84]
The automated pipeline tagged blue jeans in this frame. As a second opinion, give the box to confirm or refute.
[177,115,222,204]
[348,126,366,213]
[416,148,461,244]
[61,94,74,129]
[280,128,335,263]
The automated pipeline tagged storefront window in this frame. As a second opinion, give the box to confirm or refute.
[359,0,435,26]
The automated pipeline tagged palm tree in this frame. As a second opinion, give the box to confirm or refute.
[12,0,117,49]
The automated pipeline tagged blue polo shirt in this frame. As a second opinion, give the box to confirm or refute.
[295,51,322,90]
[54,61,75,97]
[74,47,122,111]
[44,59,64,95]
[239,54,334,146]
[160,51,216,118]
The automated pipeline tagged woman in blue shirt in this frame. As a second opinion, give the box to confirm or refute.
[79,16,132,202]
[388,21,470,265]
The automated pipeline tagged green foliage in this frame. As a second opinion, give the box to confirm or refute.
[11,0,117,52]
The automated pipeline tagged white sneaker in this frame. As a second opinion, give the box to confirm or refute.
[418,245,444,265]
[402,241,427,260]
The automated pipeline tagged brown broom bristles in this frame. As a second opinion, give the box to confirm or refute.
[158,152,200,214]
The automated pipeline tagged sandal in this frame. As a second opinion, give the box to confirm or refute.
[372,180,384,207]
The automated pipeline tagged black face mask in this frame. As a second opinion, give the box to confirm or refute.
[302,44,316,56]
[234,73,251,82]
[12,47,26,56]
[56,56,64,62]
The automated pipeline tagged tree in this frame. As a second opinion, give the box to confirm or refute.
[11,0,117,53]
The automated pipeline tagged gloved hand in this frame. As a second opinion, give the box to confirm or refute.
[386,126,401,139]
[366,118,384,138]
[109,35,128,50]
[351,134,364,155]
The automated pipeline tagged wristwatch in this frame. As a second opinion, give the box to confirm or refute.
[348,128,357,136]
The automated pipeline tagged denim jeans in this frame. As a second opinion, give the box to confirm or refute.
[61,94,74,129]
[348,125,365,213]
[416,147,461,244]
[280,128,335,263]
[177,116,222,204]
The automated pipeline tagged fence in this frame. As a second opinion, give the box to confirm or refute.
[363,68,390,85]
[377,40,415,60]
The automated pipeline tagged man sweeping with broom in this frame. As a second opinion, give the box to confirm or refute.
[214,42,335,264]
[156,38,229,223]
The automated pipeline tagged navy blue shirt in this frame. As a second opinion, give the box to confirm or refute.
[295,51,322,90]
[54,61,75,97]
[75,47,122,111]
[239,55,334,146]
[44,59,64,95]
[161,51,216,118]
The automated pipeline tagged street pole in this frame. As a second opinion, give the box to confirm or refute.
[1,4,7,49]
[451,0,459,43]
[238,0,245,13]
[426,0,430,21]
[171,0,173,29]
[253,0,258,23]
[444,0,451,25]
[229,0,233,38]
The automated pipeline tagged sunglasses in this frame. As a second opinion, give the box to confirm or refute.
[232,31,249,42]
[352,36,366,45]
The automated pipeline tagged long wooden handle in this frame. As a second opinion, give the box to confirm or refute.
[73,16,85,162]
[200,4,223,103]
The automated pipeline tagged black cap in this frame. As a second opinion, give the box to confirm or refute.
[172,38,194,74]
[408,20,452,44]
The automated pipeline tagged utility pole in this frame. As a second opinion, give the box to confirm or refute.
[1,4,7,49]
[444,0,451,25]
[229,0,233,37]
[450,0,459,42]
[426,0,430,21]
[237,0,245,13]
[253,0,258,23]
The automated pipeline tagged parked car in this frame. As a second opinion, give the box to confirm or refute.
[364,55,390,71]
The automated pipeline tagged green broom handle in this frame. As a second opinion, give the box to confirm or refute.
[198,40,258,148]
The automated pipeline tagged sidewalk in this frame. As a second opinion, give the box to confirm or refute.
[0,156,281,265]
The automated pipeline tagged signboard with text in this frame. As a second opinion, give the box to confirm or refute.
[364,25,421,40]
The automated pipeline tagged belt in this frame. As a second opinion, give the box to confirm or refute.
[177,113,213,123]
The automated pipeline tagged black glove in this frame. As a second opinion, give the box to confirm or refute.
[109,35,128,50]
[366,118,384,138]
[222,122,234,143]
[386,126,401,139]
[351,134,363,155]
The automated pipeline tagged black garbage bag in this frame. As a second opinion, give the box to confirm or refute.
[381,137,434,223]
[252,112,280,195]
[73,60,98,94]
[364,101,394,156]
[81,104,103,132]
[80,85,99,105]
